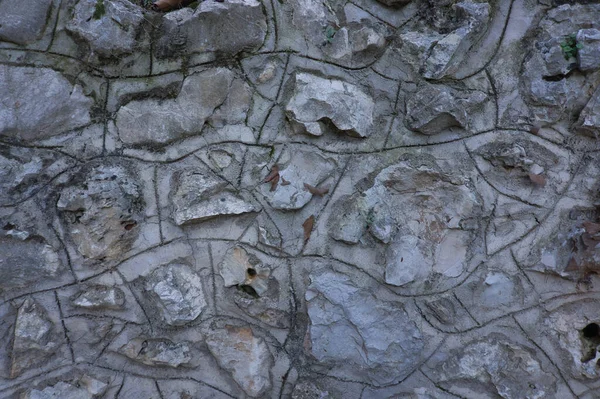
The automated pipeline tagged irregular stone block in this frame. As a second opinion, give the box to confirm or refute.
[0,66,92,141]
[577,28,600,71]
[205,325,273,397]
[145,264,207,326]
[119,337,192,367]
[0,0,52,45]
[22,376,108,399]
[218,246,269,296]
[70,285,126,310]
[285,72,375,138]
[171,169,256,225]
[306,269,424,386]
[576,85,600,138]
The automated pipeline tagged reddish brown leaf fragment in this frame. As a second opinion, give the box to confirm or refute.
[528,173,546,187]
[270,174,280,192]
[530,124,541,135]
[263,164,279,183]
[303,215,315,243]
[304,183,329,197]
[565,257,579,272]
[583,221,600,235]
[281,177,291,186]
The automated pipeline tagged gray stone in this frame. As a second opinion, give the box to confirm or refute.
[306,269,424,385]
[116,68,250,146]
[575,85,600,138]
[285,72,375,138]
[577,29,600,71]
[70,285,126,310]
[328,194,369,244]
[145,263,207,326]
[66,0,146,58]
[0,0,52,45]
[10,298,59,378]
[205,324,273,397]
[171,169,256,225]
[22,376,108,399]
[218,246,270,296]
[406,83,487,135]
[0,66,93,141]
[57,163,143,264]
[119,337,192,368]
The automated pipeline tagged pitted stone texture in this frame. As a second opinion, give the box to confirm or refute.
[306,268,424,386]
[171,169,256,225]
[156,0,266,59]
[57,163,143,264]
[70,285,126,310]
[205,324,273,397]
[116,68,250,146]
[10,298,60,378]
[119,337,192,368]
[285,72,375,138]
[145,263,207,326]
[67,0,146,57]
[219,246,269,296]
[0,66,92,142]
[0,0,52,45]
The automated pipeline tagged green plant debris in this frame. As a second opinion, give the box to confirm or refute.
[324,25,337,43]
[560,33,583,61]
[93,0,106,20]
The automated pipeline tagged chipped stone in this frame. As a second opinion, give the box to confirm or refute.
[70,285,126,310]
[218,246,269,296]
[119,337,192,368]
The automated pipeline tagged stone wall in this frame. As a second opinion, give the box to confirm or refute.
[1,0,600,397]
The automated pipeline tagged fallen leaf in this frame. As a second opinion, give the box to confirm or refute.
[304,183,329,197]
[565,257,579,272]
[281,177,291,186]
[303,215,315,243]
[528,173,546,187]
[263,164,279,183]
[530,124,541,135]
[270,174,280,192]
[583,221,600,235]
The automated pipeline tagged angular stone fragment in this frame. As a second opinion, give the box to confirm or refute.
[57,163,143,264]
[406,83,487,135]
[171,169,256,225]
[575,86,600,138]
[116,68,250,146]
[119,337,192,368]
[577,29,600,71]
[306,269,424,385]
[156,0,266,58]
[0,66,92,141]
[423,2,490,79]
[219,246,269,296]
[145,264,207,326]
[10,298,59,378]
[285,73,375,138]
[66,0,146,57]
[70,285,125,310]
[328,194,369,244]
[22,376,108,399]
[0,0,52,45]
[205,325,273,397]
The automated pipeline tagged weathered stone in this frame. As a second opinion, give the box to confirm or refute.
[577,29,600,71]
[22,376,108,399]
[171,169,256,225]
[406,83,487,135]
[264,150,337,210]
[205,325,273,397]
[328,194,369,244]
[145,264,207,326]
[575,86,600,138]
[10,298,59,378]
[156,0,266,59]
[0,0,52,45]
[57,163,143,264]
[70,285,126,310]
[116,68,250,146]
[306,268,424,385]
[285,72,375,138]
[0,66,92,141]
[66,0,146,57]
[218,246,269,296]
[119,337,192,368]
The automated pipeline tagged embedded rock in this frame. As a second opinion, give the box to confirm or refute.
[70,285,126,310]
[406,83,487,135]
[145,264,207,326]
[119,338,192,368]
[577,29,600,72]
[218,246,269,296]
[0,66,92,141]
[22,376,108,399]
[328,194,369,244]
[171,169,256,225]
[0,0,52,45]
[10,298,59,378]
[306,269,424,385]
[205,325,273,397]
[285,73,375,138]
[57,163,143,264]
[66,0,146,57]
[575,86,600,138]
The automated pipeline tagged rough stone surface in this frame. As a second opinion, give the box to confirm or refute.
[3,0,600,397]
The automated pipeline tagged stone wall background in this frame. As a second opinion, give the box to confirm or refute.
[1,0,600,397]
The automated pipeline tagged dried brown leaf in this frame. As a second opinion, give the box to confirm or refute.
[281,177,291,186]
[270,174,279,192]
[530,124,541,135]
[303,215,315,243]
[528,173,546,187]
[304,183,329,197]
[583,221,600,235]
[263,164,279,183]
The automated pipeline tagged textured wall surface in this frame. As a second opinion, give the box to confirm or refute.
[1,0,600,397]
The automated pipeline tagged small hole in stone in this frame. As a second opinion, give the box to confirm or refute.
[238,284,259,298]
[3,223,15,230]
[220,198,226,202]
[247,268,257,277]
[583,323,600,338]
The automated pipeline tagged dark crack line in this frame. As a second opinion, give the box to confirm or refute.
[54,290,75,363]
